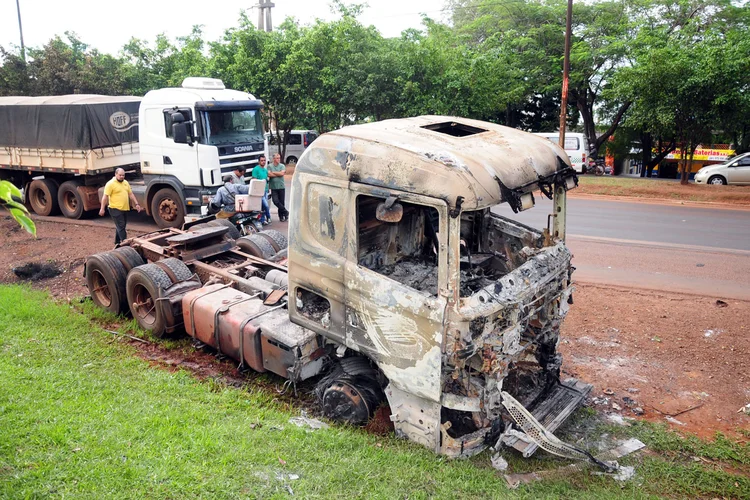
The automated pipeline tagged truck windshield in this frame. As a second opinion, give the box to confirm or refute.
[200,109,264,146]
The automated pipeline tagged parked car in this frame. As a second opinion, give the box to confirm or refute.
[693,152,750,185]
[265,129,319,164]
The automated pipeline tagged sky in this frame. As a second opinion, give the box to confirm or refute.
[0,0,450,56]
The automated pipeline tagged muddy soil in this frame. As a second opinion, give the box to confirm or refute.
[2,216,748,439]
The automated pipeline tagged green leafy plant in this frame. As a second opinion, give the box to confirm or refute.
[0,180,36,236]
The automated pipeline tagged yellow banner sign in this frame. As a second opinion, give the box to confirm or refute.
[665,147,735,161]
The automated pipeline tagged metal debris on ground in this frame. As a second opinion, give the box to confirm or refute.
[504,438,646,488]
[606,414,631,426]
[289,411,329,430]
[665,416,687,426]
[491,453,509,472]
[103,328,150,343]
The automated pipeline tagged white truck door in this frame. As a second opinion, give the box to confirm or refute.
[161,109,200,187]
[139,107,166,175]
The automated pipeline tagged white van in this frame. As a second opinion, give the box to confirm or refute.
[265,129,319,164]
[533,132,588,173]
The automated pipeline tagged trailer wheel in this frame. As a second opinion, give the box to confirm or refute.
[58,181,87,219]
[237,234,276,259]
[151,188,185,228]
[111,246,145,272]
[85,252,129,314]
[28,179,60,216]
[258,229,288,252]
[126,264,173,337]
[207,219,241,240]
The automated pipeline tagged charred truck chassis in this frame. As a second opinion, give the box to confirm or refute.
[86,116,590,460]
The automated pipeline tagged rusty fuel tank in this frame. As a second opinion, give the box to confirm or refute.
[182,284,324,381]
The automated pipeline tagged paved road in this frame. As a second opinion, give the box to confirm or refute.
[37,193,750,299]
[493,196,750,251]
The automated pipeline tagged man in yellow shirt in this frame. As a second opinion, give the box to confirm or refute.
[99,168,142,245]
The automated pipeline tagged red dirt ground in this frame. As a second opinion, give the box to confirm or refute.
[2,216,748,440]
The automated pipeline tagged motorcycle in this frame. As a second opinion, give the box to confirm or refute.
[586,158,605,176]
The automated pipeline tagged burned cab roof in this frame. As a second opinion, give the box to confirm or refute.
[295,115,574,211]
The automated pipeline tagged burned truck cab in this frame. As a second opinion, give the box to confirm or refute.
[288,116,586,457]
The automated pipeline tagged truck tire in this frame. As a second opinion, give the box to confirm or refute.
[237,234,276,259]
[286,156,298,165]
[207,219,241,240]
[258,229,288,252]
[58,181,86,219]
[151,188,185,228]
[28,179,60,216]
[111,246,145,272]
[126,263,173,337]
[154,257,193,283]
[85,251,129,314]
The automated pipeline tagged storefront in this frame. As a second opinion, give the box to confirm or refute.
[656,145,735,178]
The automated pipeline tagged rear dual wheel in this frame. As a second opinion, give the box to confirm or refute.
[126,258,192,337]
[28,179,60,216]
[58,181,89,219]
[85,247,146,314]
[237,230,288,259]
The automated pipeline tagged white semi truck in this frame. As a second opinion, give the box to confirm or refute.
[0,78,265,227]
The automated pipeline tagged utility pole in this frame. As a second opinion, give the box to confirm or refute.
[558,0,572,149]
[256,0,275,32]
[553,0,573,242]
[15,0,26,62]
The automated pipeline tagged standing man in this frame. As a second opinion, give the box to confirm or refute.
[99,168,142,245]
[268,153,289,222]
[251,155,271,225]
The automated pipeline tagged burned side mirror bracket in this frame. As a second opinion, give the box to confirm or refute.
[449,196,464,218]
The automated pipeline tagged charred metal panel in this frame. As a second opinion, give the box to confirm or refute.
[295,115,572,212]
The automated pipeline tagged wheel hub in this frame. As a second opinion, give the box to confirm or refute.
[322,381,371,425]
[158,199,178,222]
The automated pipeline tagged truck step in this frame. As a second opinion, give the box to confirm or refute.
[503,378,592,457]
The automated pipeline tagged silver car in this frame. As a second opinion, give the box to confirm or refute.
[694,152,750,185]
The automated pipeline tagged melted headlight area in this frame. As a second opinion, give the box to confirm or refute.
[438,208,587,458]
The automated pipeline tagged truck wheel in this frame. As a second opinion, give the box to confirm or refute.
[207,219,241,240]
[316,357,385,425]
[28,179,60,216]
[85,252,129,314]
[111,246,145,272]
[151,188,185,228]
[155,257,193,283]
[259,229,288,251]
[237,234,276,259]
[126,264,173,337]
[58,181,86,219]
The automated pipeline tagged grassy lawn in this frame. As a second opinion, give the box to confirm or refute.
[575,176,750,205]
[1,285,748,499]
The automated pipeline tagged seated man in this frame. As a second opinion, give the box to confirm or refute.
[209,175,249,214]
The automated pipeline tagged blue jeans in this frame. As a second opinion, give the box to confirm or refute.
[261,193,271,223]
